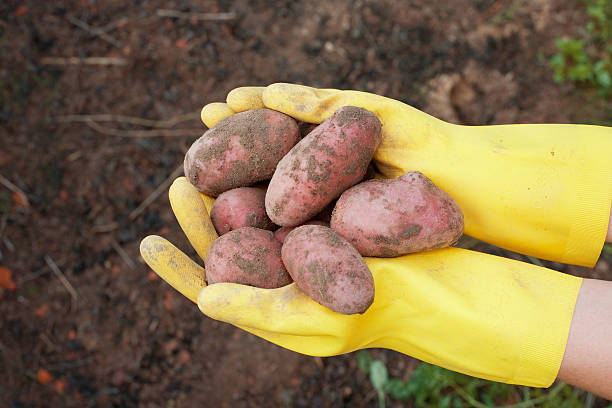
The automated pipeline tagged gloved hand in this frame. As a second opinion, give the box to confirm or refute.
[140,84,610,388]
[203,84,612,267]
[141,176,582,387]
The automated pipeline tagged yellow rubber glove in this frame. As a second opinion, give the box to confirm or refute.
[140,177,582,387]
[203,84,612,267]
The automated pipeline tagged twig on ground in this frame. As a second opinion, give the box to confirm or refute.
[45,255,78,307]
[156,9,238,21]
[58,112,200,128]
[85,120,201,137]
[482,0,505,19]
[0,174,29,207]
[46,357,94,371]
[17,257,68,285]
[39,333,59,351]
[129,164,184,221]
[41,57,129,66]
[91,222,120,233]
[3,237,15,252]
[68,16,122,48]
[92,16,130,35]
[111,239,136,271]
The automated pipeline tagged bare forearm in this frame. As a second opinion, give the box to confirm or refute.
[557,279,612,399]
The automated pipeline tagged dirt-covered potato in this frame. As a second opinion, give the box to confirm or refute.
[185,109,299,196]
[265,106,382,227]
[282,225,374,315]
[205,227,291,288]
[210,187,275,235]
[331,171,464,257]
[273,220,328,244]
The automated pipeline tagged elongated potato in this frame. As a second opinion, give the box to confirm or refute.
[265,106,382,227]
[210,187,275,235]
[185,109,299,196]
[205,227,291,288]
[331,171,464,257]
[282,225,374,314]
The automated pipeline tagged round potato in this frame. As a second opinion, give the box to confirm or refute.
[210,187,275,235]
[185,109,299,196]
[265,106,382,227]
[331,171,464,257]
[205,227,291,288]
[282,225,374,315]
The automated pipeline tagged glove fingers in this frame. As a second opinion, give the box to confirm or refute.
[169,177,218,262]
[262,83,344,123]
[140,235,206,303]
[263,83,394,124]
[226,86,265,112]
[197,282,354,336]
[200,102,235,128]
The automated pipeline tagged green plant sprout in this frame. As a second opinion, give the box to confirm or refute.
[549,0,612,96]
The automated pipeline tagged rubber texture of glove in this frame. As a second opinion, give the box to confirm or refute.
[140,177,583,388]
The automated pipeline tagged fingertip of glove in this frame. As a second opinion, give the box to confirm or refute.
[201,102,235,128]
[139,235,163,262]
[226,86,265,111]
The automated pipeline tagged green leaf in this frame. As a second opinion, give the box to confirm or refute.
[549,53,565,68]
[596,70,611,88]
[356,350,373,373]
[369,360,389,392]
[383,378,413,400]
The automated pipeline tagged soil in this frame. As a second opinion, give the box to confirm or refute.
[1,0,610,407]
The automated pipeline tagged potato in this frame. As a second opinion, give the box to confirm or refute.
[205,227,291,288]
[210,187,275,235]
[265,106,382,227]
[184,109,299,196]
[331,171,464,257]
[282,225,375,314]
[274,220,328,244]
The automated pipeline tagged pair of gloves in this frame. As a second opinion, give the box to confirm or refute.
[140,83,612,387]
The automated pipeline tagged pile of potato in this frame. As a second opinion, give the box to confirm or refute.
[184,106,464,314]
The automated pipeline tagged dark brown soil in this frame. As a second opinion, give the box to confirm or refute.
[1,0,611,407]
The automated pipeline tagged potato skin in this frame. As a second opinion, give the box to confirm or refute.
[210,187,275,235]
[205,227,291,288]
[282,225,374,314]
[274,220,328,244]
[184,109,299,196]
[265,106,382,227]
[331,171,464,257]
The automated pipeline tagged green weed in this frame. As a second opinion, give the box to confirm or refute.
[549,0,612,96]
[357,350,606,408]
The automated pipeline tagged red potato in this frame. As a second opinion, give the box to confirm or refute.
[274,220,328,244]
[210,187,275,235]
[265,106,382,227]
[331,171,464,257]
[205,227,291,288]
[184,109,299,196]
[282,225,375,314]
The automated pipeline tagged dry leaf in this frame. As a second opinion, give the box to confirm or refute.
[0,266,16,291]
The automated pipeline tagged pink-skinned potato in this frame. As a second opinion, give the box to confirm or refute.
[205,227,292,288]
[266,106,382,227]
[185,109,299,196]
[274,220,328,244]
[331,171,464,257]
[282,225,374,314]
[210,187,275,235]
